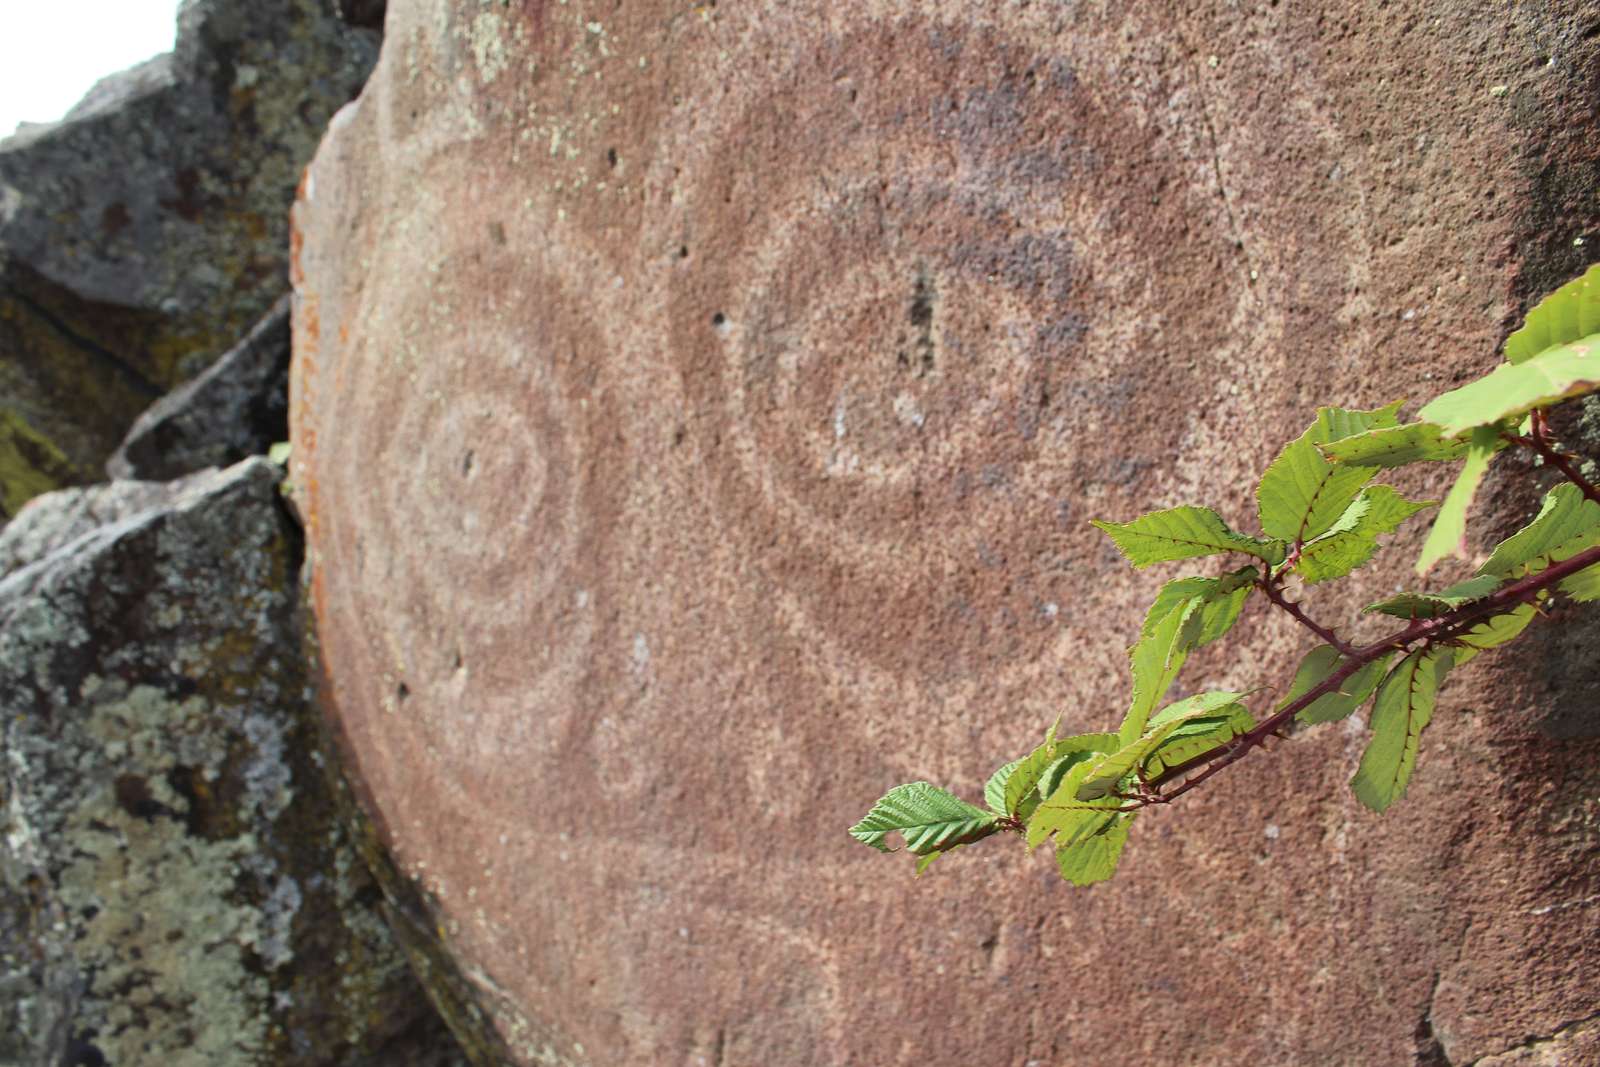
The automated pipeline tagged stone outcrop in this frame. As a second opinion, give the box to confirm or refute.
[291,2,1600,1064]
[108,295,292,480]
[0,459,468,1066]
[0,0,378,516]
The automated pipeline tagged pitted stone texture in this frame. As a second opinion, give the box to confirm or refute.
[291,2,1600,1064]
[109,296,292,481]
[0,459,469,1067]
[0,0,377,515]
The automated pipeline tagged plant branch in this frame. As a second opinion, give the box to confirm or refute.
[1143,538,1600,802]
[1258,574,1355,656]
[1524,409,1600,506]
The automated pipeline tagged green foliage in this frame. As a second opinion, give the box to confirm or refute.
[848,783,999,856]
[1091,506,1282,568]
[1296,486,1434,583]
[1280,645,1390,725]
[851,267,1600,887]
[1364,575,1501,619]
[1478,483,1600,578]
[1502,263,1600,365]
[1319,421,1471,467]
[1256,402,1400,541]
[1415,427,1504,574]
[1349,650,1452,813]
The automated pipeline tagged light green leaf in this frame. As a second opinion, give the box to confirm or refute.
[914,851,943,876]
[848,782,1000,854]
[1278,645,1392,725]
[1296,486,1435,583]
[1146,689,1251,728]
[984,759,1023,815]
[1118,596,1204,746]
[1026,760,1127,850]
[1503,263,1600,365]
[1092,506,1284,568]
[1002,732,1117,819]
[1055,814,1136,887]
[1139,706,1254,777]
[1083,691,1249,799]
[1416,426,1504,573]
[1141,568,1257,647]
[1418,337,1600,436]
[1364,574,1502,618]
[1479,483,1600,578]
[1257,403,1402,542]
[1319,421,1470,468]
[1561,561,1600,601]
[1450,603,1537,666]
[1350,649,1453,813]
[267,440,293,466]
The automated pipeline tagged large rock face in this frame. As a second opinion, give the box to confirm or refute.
[291,3,1600,1064]
[0,0,377,515]
[0,460,468,1067]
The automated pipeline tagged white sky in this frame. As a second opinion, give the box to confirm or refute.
[0,1,180,137]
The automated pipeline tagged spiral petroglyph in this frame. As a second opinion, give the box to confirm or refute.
[313,193,620,781]
[657,14,1261,695]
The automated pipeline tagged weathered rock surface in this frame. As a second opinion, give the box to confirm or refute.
[0,459,469,1067]
[108,295,292,481]
[0,0,378,515]
[291,2,1600,1064]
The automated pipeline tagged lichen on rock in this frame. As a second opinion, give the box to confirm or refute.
[0,459,468,1066]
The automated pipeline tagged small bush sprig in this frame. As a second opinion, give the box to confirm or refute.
[851,265,1600,886]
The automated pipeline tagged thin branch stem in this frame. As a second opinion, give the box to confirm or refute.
[1258,575,1355,656]
[1143,538,1600,802]
[1525,409,1600,506]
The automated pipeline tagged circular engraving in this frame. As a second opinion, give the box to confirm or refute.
[658,15,1262,692]
[316,192,621,780]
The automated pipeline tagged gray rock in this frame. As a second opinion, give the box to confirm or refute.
[0,0,378,514]
[0,459,469,1067]
[0,475,193,577]
[109,296,291,481]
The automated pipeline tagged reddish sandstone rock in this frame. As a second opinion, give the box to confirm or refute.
[291,3,1600,1063]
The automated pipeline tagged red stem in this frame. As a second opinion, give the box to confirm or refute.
[1526,410,1600,506]
[1258,574,1356,657]
[1144,538,1600,801]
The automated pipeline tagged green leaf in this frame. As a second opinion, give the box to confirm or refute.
[1350,650,1453,813]
[1141,568,1257,647]
[1364,575,1502,618]
[1036,752,1084,801]
[1001,732,1117,819]
[1257,403,1401,542]
[1418,337,1600,436]
[1319,421,1470,468]
[848,782,1000,854]
[1139,706,1254,777]
[1416,426,1504,573]
[1026,760,1128,850]
[1503,263,1600,365]
[1561,561,1600,601]
[1118,596,1204,745]
[1449,603,1537,666]
[1092,506,1283,568]
[1296,486,1435,583]
[1055,814,1136,887]
[914,852,944,876]
[1478,483,1600,578]
[984,759,1023,815]
[1083,691,1249,800]
[1279,645,1392,725]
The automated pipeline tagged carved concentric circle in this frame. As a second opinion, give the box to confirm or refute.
[315,190,619,774]
[658,15,1256,688]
